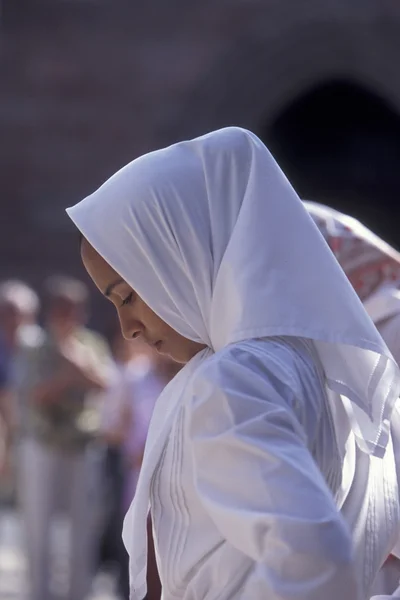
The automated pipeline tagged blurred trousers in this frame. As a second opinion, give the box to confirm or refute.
[99,445,130,599]
[17,437,99,600]
[99,447,161,600]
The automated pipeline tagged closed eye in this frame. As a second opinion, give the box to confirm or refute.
[121,292,134,307]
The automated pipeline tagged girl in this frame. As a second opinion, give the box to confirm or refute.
[67,127,400,600]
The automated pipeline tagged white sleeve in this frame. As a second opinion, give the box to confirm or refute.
[188,350,361,600]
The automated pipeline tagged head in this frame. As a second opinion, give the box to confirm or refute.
[44,275,88,339]
[68,128,254,359]
[0,280,40,345]
[81,238,205,363]
[68,127,371,361]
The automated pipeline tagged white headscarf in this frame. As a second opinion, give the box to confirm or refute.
[67,127,400,598]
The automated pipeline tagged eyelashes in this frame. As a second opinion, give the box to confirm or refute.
[121,292,134,307]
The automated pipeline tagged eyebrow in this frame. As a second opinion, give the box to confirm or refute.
[104,278,124,297]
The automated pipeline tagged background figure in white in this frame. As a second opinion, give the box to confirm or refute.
[305,201,400,596]
[100,332,170,600]
[16,276,111,600]
[102,335,164,505]
[305,201,400,362]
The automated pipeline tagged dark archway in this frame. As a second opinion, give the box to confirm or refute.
[261,81,400,247]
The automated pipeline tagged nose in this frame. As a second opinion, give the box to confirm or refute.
[118,313,143,341]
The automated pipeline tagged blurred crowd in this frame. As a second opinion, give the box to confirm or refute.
[0,276,176,600]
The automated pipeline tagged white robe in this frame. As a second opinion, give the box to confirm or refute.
[364,285,400,597]
[150,337,400,600]
[66,127,400,600]
[364,285,400,369]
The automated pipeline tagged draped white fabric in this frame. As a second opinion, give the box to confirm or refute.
[365,285,400,328]
[304,200,400,302]
[372,585,400,599]
[66,127,400,598]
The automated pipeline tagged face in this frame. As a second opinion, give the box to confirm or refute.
[112,331,154,364]
[81,238,206,364]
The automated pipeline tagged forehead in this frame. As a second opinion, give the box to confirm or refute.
[80,238,122,291]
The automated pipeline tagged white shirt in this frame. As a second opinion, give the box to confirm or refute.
[150,337,399,600]
[67,127,400,599]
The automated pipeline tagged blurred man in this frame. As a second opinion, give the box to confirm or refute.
[0,280,42,479]
[0,279,42,349]
[17,276,111,600]
[99,333,163,599]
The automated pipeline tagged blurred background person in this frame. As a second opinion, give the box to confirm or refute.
[305,201,400,363]
[0,280,43,493]
[99,329,180,600]
[16,275,111,600]
[0,280,42,352]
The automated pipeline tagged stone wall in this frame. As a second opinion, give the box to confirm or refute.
[1,0,399,325]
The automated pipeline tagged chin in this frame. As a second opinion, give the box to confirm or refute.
[160,338,206,365]
[159,344,188,364]
[165,349,187,364]
[172,354,189,365]
[173,346,205,365]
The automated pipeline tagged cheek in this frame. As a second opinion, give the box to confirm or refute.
[138,303,165,331]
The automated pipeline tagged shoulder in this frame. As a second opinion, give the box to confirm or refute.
[185,339,325,449]
[186,338,326,438]
[193,337,319,396]
[78,327,104,343]
[78,328,111,355]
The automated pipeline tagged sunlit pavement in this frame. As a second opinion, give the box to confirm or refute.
[0,509,119,600]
